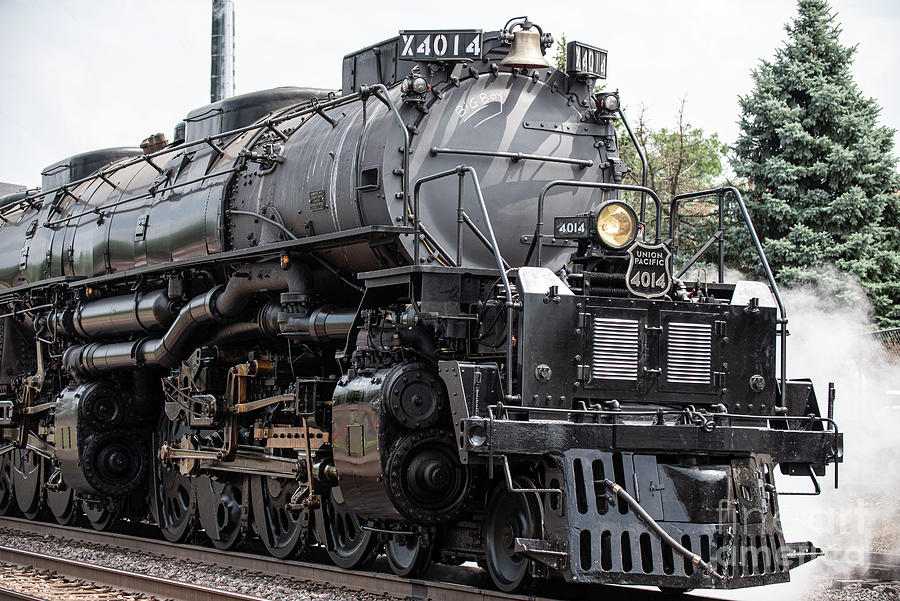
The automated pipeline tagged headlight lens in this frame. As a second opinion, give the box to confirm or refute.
[595,201,638,249]
[602,93,620,112]
[412,77,428,93]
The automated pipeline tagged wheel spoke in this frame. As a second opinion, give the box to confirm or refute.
[321,485,379,569]
[151,415,196,543]
[250,475,311,559]
[12,450,44,520]
[0,453,18,516]
[197,475,245,550]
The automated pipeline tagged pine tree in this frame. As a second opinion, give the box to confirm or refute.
[731,0,900,327]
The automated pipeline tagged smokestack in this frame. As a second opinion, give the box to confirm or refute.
[210,0,235,102]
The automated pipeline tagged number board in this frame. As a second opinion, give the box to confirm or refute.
[554,216,591,239]
[566,41,607,79]
[399,30,482,61]
[625,241,672,299]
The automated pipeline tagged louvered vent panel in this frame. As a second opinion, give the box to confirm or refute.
[592,318,639,380]
[666,322,712,384]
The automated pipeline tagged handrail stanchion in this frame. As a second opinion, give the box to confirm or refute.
[671,186,788,401]
[367,84,409,224]
[412,167,461,266]
[412,165,519,401]
[463,167,519,402]
[717,191,725,283]
[457,171,465,266]
[617,107,649,227]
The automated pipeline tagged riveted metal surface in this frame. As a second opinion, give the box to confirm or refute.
[1,66,614,290]
[517,267,578,408]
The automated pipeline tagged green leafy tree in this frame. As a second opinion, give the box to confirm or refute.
[731,0,900,326]
[555,35,728,257]
[617,99,729,266]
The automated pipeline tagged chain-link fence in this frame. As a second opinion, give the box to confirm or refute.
[872,328,900,363]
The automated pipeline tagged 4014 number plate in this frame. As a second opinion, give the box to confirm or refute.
[399,30,482,61]
[553,215,591,239]
[625,241,672,299]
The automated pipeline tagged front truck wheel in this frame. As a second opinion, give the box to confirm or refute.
[483,476,542,593]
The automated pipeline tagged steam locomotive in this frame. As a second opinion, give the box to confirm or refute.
[0,17,842,593]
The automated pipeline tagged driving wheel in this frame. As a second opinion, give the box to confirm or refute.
[0,452,16,516]
[483,476,542,592]
[251,475,312,559]
[11,449,44,520]
[320,484,379,569]
[46,470,79,526]
[196,474,246,550]
[150,415,196,542]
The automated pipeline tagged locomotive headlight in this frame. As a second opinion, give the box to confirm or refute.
[594,201,638,249]
[412,76,428,94]
[601,93,620,112]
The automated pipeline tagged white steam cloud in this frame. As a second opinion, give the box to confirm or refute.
[721,270,900,600]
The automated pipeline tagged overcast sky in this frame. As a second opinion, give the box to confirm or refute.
[0,0,897,188]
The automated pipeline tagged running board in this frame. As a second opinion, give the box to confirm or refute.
[782,541,823,569]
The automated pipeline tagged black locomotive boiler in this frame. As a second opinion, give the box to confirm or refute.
[0,17,842,593]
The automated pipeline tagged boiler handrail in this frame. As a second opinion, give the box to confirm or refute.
[412,165,519,400]
[526,180,663,267]
[670,186,788,400]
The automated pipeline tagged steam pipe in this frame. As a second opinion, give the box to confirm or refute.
[601,479,725,581]
[215,260,311,318]
[139,288,220,367]
[279,306,357,344]
[63,259,311,375]
[60,289,176,339]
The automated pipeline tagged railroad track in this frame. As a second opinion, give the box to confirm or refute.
[0,516,730,601]
[824,550,900,582]
[0,545,278,601]
[0,562,150,601]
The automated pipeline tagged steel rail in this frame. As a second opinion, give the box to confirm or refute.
[0,516,732,601]
[0,517,520,601]
[0,586,46,601]
[0,545,270,601]
[824,549,900,581]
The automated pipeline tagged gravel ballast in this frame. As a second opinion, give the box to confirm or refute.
[0,528,388,601]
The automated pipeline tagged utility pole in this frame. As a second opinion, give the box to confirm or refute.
[210,0,235,102]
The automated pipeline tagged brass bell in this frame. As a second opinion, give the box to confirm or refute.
[500,28,550,69]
